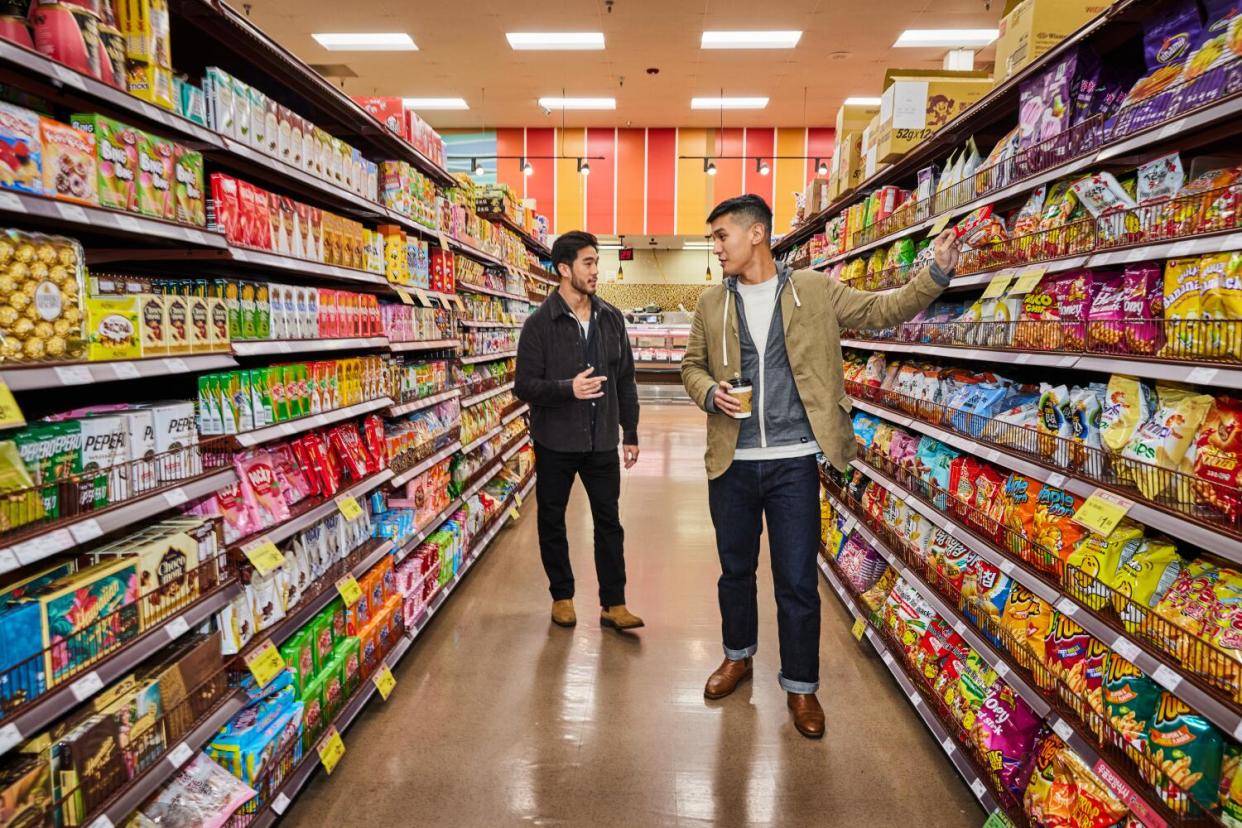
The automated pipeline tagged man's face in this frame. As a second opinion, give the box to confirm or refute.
[710,213,764,276]
[559,245,599,295]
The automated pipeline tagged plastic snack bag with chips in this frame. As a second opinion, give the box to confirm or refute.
[1149,692,1224,814]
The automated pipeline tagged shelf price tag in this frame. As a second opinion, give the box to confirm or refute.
[926,213,953,238]
[0,380,25,430]
[372,662,397,700]
[244,639,285,688]
[983,809,1016,828]
[514,492,523,508]
[980,270,1015,300]
[1008,266,1048,296]
[1072,488,1134,536]
[336,495,364,522]
[396,288,415,305]
[508,506,521,521]
[336,575,363,607]
[242,537,285,576]
[316,726,345,775]
[413,289,432,307]
[851,618,867,641]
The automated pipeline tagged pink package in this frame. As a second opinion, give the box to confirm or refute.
[234,448,292,529]
[976,682,1042,796]
[889,431,920,467]
[270,442,313,506]
[1121,264,1164,356]
[214,480,257,544]
[1058,270,1092,351]
[1086,273,1126,352]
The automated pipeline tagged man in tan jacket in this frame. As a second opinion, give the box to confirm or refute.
[681,194,959,738]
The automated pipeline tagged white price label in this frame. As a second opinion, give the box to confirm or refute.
[1057,355,1078,368]
[180,226,198,243]
[69,671,104,702]
[142,103,170,125]
[994,660,1010,678]
[163,358,189,373]
[1111,637,1141,663]
[52,63,87,90]
[984,449,1001,463]
[1168,240,1196,258]
[0,191,26,213]
[908,691,922,706]
[970,780,987,799]
[69,519,103,544]
[953,620,967,635]
[55,203,89,223]
[1233,720,1242,743]
[166,742,194,768]
[0,723,22,754]
[233,249,249,262]
[86,815,114,828]
[164,615,190,640]
[1055,598,1078,617]
[272,794,291,815]
[941,736,957,755]
[113,214,141,233]
[11,537,48,565]
[1052,718,1074,742]
[999,559,1015,574]
[276,342,293,353]
[943,523,957,536]
[1015,353,1031,365]
[1125,247,1149,263]
[0,549,17,573]
[881,651,894,666]
[163,488,188,507]
[1045,472,1067,489]
[55,365,93,385]
[1188,367,1219,385]
[1157,118,1187,141]
[111,361,141,380]
[1152,663,1183,692]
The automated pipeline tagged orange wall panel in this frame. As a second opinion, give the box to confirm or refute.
[773,128,806,232]
[586,128,617,235]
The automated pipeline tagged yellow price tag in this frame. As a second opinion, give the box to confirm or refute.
[1007,266,1048,296]
[1072,488,1135,537]
[396,288,415,306]
[244,639,285,688]
[317,726,345,774]
[372,663,396,700]
[851,618,867,641]
[453,296,467,313]
[0,380,24,430]
[336,495,364,522]
[514,493,523,507]
[242,537,285,576]
[926,212,953,238]
[437,233,451,251]
[508,507,521,521]
[414,289,432,308]
[980,270,1015,300]
[336,574,363,607]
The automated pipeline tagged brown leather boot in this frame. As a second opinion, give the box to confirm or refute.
[600,605,645,630]
[551,600,576,627]
[787,692,825,739]
[704,657,752,700]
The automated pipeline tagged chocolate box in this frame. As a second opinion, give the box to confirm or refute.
[38,557,141,687]
[40,118,96,206]
[71,113,138,212]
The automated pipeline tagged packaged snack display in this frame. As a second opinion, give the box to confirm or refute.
[0,228,87,363]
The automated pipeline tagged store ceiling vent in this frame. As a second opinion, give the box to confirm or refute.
[310,64,358,79]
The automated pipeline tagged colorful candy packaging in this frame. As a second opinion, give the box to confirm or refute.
[1083,637,1110,716]
[270,443,312,507]
[1121,385,1213,499]
[975,682,1042,796]
[1150,692,1224,813]
[1045,612,1091,690]
[235,449,291,527]
[1122,264,1165,355]
[1195,395,1242,520]
[1112,538,1185,632]
[1100,375,1158,457]
[1086,274,1127,351]
[215,479,256,544]
[1104,653,1161,755]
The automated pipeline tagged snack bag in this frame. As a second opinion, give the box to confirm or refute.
[1001,584,1043,665]
[1100,375,1158,456]
[1205,569,1242,689]
[955,651,997,729]
[1113,538,1185,632]
[1137,152,1186,205]
[1083,637,1110,716]
[1162,257,1204,358]
[1149,692,1224,814]
[1121,385,1214,498]
[1058,748,1131,827]
[1104,653,1161,754]
[1045,612,1091,693]
[1038,384,1073,468]
[961,558,1013,634]
[1059,270,1092,351]
[1195,395,1242,520]
[975,682,1043,796]
[1023,730,1065,822]
[1065,519,1143,610]
[1086,274,1127,352]
[1122,264,1165,355]
[1014,273,1064,350]
[1200,251,1242,359]
[234,449,292,527]
[1153,561,1222,660]
[1068,384,1106,475]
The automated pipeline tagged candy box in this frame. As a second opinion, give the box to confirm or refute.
[164,292,190,353]
[85,295,141,362]
[310,612,333,674]
[37,556,140,686]
[173,146,204,226]
[188,293,211,352]
[126,59,174,111]
[352,96,403,134]
[71,113,138,212]
[0,102,41,196]
[40,118,96,205]
[279,628,314,693]
[135,131,175,219]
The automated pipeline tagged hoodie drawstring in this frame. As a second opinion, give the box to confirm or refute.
[788,277,802,308]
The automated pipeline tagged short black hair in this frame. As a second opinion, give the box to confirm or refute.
[551,230,599,278]
[707,194,773,242]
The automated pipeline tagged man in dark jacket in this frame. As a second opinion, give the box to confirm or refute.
[515,230,643,632]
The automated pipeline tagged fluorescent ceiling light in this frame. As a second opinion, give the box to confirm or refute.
[402,97,469,110]
[507,32,604,50]
[893,29,998,48]
[701,30,801,49]
[538,97,615,110]
[691,97,769,110]
[312,32,417,51]
[843,96,882,106]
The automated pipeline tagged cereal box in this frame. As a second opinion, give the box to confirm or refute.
[136,131,175,219]
[86,295,142,361]
[71,114,138,212]
[0,103,42,195]
[39,119,96,205]
[173,147,204,226]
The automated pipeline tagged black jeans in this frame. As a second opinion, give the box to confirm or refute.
[708,453,821,693]
[534,442,626,608]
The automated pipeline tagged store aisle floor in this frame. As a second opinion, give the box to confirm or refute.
[284,405,980,827]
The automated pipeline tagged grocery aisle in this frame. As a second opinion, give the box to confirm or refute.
[283,404,978,827]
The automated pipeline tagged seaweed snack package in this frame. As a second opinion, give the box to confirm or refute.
[1137,152,1186,205]
[1038,384,1074,467]
[235,448,292,527]
[1113,538,1186,632]
[1194,395,1242,520]
[1086,273,1127,352]
[1121,264,1165,355]
[1153,560,1221,660]
[1200,251,1242,359]
[976,682,1043,797]
[1104,653,1162,754]
[1101,375,1158,456]
[1120,385,1214,499]
[1149,692,1224,813]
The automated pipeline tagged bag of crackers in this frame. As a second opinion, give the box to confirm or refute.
[0,229,87,362]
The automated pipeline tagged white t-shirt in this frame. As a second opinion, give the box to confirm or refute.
[577,317,590,340]
[736,277,779,353]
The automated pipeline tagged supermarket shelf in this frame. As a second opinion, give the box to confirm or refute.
[390,441,462,488]
[233,397,394,448]
[460,350,518,365]
[392,497,464,564]
[388,339,460,353]
[459,320,524,329]
[0,188,224,249]
[502,435,531,461]
[0,578,242,758]
[815,559,997,816]
[385,388,461,418]
[456,281,528,302]
[850,456,1242,743]
[0,466,238,573]
[230,469,394,551]
[448,237,506,269]
[478,211,552,258]
[525,270,558,287]
[501,404,530,426]
[226,248,389,288]
[461,382,514,408]
[1087,230,1242,269]
[0,354,236,392]
[460,424,504,457]
[840,338,1079,369]
[87,688,247,828]
[232,337,389,357]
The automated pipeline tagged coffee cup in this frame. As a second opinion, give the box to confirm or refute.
[729,377,753,419]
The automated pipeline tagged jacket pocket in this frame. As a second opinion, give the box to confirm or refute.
[838,395,853,413]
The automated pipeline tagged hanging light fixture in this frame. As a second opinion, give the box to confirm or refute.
[616,263,624,282]
[816,157,828,176]
[704,158,717,175]
[704,249,713,282]
[577,158,590,176]
[472,158,485,176]
[757,157,770,176]
[520,157,533,175]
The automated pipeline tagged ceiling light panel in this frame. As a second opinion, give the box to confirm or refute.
[700,30,801,49]
[893,29,998,48]
[538,97,616,110]
[402,97,469,110]
[312,32,417,51]
[690,97,769,109]
[843,97,882,106]
[507,32,605,50]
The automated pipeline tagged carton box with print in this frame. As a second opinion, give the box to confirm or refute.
[72,113,140,212]
[351,97,403,135]
[136,131,175,219]
[994,0,1112,81]
[873,69,993,164]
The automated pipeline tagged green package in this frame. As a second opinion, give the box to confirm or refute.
[173,147,205,226]
[269,366,288,423]
[328,599,348,643]
[0,441,42,530]
[300,672,326,744]
[197,375,222,436]
[249,369,273,428]
[240,282,257,340]
[232,370,255,432]
[213,375,236,435]
[335,636,361,696]
[1103,654,1161,756]
[280,629,315,693]
[321,654,346,721]
[255,283,271,339]
[1149,692,1223,812]
[283,365,302,419]
[214,280,243,341]
[310,612,334,674]
[15,422,81,518]
[136,130,175,220]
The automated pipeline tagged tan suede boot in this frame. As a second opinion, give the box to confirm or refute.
[600,605,645,630]
[551,600,577,627]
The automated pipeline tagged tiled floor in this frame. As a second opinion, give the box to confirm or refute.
[283,404,981,827]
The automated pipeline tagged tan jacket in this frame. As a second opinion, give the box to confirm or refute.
[681,266,946,478]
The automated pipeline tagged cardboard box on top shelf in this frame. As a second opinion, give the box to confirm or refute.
[833,131,866,198]
[994,0,1113,81]
[351,97,404,136]
[862,114,881,180]
[874,69,993,164]
[834,102,880,142]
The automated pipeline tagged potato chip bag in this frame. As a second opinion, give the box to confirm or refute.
[1057,747,1131,828]
[1121,385,1214,498]
[976,682,1043,796]
[1068,384,1106,475]
[1113,538,1185,632]
[1200,251,1242,359]
[1086,274,1127,352]
[962,558,1013,641]
[1060,270,1093,351]
[1065,519,1144,610]
[956,650,997,729]
[1100,375,1158,456]
[860,566,898,613]
[929,528,974,592]
[1137,152,1186,206]
[1046,612,1091,687]
[1195,395,1242,521]
[1024,731,1066,822]
[1162,257,1204,358]
[1205,568,1242,685]
[1149,692,1224,813]
[1220,740,1241,813]
[1104,653,1161,755]
[1122,264,1165,355]
[1153,561,1221,660]
[1038,383,1074,467]
[1084,637,1110,716]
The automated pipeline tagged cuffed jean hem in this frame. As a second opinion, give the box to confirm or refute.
[779,672,819,694]
[724,644,757,661]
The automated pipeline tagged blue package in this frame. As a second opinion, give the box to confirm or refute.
[0,602,44,707]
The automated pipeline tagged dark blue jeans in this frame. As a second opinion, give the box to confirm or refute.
[708,453,821,693]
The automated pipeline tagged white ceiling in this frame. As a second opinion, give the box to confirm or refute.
[245,0,1000,127]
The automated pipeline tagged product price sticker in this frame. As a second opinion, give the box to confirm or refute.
[0,723,22,755]
[509,506,521,521]
[1151,663,1183,692]
[111,361,141,380]
[69,671,104,702]
[336,495,364,521]
[1052,718,1074,742]
[336,575,363,607]
[940,736,957,755]
[980,271,1015,300]
[926,213,953,238]
[396,289,415,305]
[163,615,190,641]
[165,742,194,769]
[851,618,866,641]
[970,780,988,799]
[372,663,397,700]
[242,537,285,575]
[0,380,25,429]
[514,492,523,508]
[1008,266,1047,296]
[1072,488,1134,536]
[317,726,345,774]
[0,191,26,213]
[245,639,285,687]
[54,365,93,386]
[1045,472,1066,489]
[55,203,89,224]
[52,63,87,90]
